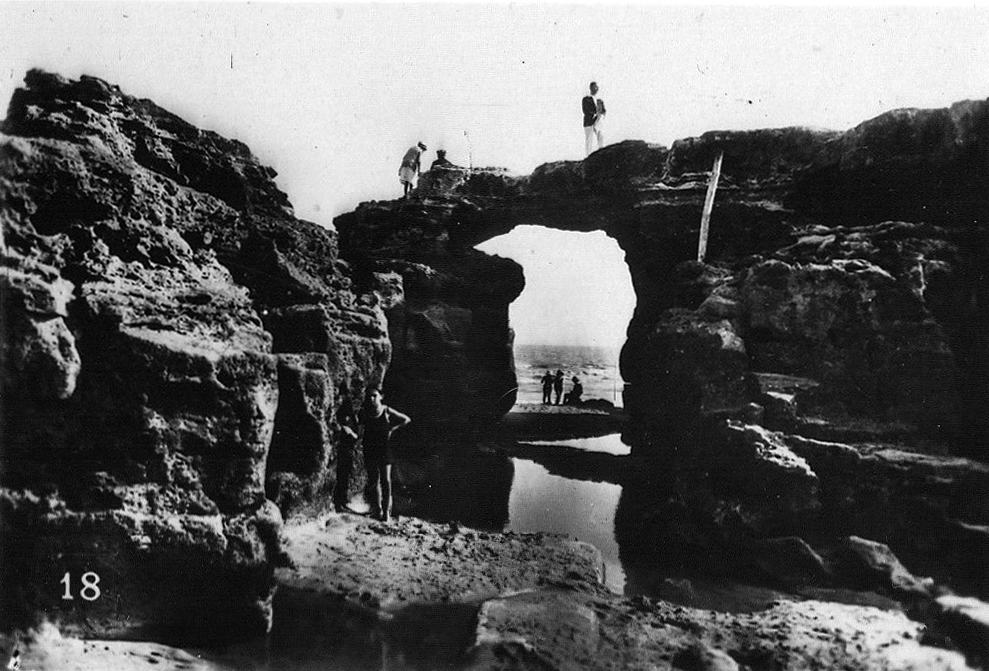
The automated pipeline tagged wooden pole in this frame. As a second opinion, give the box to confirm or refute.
[697,150,724,263]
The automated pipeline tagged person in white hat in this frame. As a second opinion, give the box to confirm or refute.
[399,141,427,198]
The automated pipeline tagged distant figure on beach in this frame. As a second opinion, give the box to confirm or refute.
[541,370,555,404]
[399,141,427,198]
[582,81,606,156]
[553,369,564,405]
[564,376,583,406]
[362,387,412,521]
[431,149,455,169]
[332,398,359,512]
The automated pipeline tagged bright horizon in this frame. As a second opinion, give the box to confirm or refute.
[477,227,635,347]
[3,4,988,348]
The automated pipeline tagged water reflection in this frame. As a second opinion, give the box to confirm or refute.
[507,458,625,593]
[396,433,630,595]
[525,434,631,456]
[395,449,513,530]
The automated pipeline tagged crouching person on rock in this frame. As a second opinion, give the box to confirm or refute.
[362,387,412,521]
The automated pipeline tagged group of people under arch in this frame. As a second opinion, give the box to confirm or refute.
[541,369,583,406]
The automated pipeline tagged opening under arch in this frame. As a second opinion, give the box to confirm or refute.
[476,225,635,407]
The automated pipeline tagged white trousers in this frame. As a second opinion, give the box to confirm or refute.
[584,124,604,156]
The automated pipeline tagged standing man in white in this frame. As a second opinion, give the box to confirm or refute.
[582,81,606,156]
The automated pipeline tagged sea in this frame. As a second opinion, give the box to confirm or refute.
[514,343,625,407]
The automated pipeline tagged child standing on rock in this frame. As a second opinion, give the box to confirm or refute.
[362,387,412,521]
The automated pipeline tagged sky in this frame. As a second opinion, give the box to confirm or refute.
[3,3,989,346]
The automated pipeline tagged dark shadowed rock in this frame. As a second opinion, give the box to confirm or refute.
[829,536,934,599]
[1,70,389,640]
[927,595,989,669]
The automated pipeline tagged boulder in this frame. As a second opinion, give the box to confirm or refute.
[623,309,750,432]
[829,536,934,599]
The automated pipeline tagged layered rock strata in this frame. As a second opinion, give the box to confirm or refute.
[0,71,389,639]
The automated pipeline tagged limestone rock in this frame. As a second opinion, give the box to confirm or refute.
[829,536,934,599]
[928,595,989,669]
[336,101,988,455]
[0,70,388,640]
[623,309,750,428]
[716,423,821,532]
[334,201,525,429]
[0,254,80,399]
[738,256,959,436]
[464,590,968,671]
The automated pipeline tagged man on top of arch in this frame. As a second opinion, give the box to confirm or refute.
[582,81,606,156]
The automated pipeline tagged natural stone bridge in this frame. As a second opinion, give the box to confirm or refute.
[336,108,989,456]
[2,70,988,653]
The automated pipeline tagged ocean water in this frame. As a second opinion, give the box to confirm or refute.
[515,343,624,407]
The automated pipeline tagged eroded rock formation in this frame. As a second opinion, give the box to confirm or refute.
[0,70,389,639]
[336,100,989,608]
[340,107,988,452]
[3,67,988,663]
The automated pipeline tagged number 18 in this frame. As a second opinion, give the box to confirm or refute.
[60,572,101,602]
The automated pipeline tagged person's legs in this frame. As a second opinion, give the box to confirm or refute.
[594,125,604,151]
[333,443,353,512]
[380,464,393,521]
[584,126,595,156]
[366,454,382,517]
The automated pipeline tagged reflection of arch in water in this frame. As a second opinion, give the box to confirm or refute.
[393,441,514,531]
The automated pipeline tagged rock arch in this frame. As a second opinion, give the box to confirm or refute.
[336,105,989,455]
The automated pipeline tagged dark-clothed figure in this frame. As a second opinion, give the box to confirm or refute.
[541,370,555,404]
[332,398,359,512]
[565,376,583,406]
[582,82,606,156]
[362,387,412,521]
[553,370,564,405]
[431,149,454,169]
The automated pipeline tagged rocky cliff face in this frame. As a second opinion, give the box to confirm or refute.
[335,187,524,433]
[336,101,989,602]
[0,71,389,639]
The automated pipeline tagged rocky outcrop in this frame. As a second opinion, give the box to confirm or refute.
[10,514,977,670]
[338,102,989,454]
[1,71,389,639]
[333,102,988,615]
[335,200,524,432]
[265,515,983,671]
